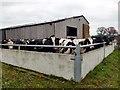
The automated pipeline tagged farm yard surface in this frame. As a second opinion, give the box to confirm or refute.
[1,50,119,88]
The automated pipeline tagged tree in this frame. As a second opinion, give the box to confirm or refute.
[107,27,118,35]
[96,27,118,35]
[96,27,108,35]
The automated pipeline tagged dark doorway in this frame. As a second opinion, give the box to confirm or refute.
[2,30,6,40]
[67,26,77,38]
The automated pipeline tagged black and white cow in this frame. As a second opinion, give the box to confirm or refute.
[92,35,114,49]
[2,35,114,54]
[2,39,14,49]
[43,35,60,52]
[26,39,44,51]
[59,38,76,54]
[61,36,114,54]
[2,39,8,49]
[13,39,28,50]
[81,37,94,52]
[59,37,93,54]
[59,36,110,54]
[26,35,60,52]
[103,36,114,45]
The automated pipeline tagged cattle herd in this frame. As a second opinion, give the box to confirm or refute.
[1,35,115,54]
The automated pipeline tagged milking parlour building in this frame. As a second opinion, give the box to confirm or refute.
[0,15,90,41]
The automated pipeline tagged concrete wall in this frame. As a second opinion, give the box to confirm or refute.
[0,49,74,80]
[0,44,114,81]
[81,44,114,79]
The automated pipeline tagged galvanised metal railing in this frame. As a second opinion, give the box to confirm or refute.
[0,42,105,49]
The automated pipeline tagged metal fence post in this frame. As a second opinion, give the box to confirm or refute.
[18,45,20,51]
[74,44,81,82]
[103,42,105,58]
[0,44,1,48]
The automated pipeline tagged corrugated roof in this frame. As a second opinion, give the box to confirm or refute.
[1,15,89,30]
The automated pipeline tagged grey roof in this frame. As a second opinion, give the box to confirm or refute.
[1,15,89,30]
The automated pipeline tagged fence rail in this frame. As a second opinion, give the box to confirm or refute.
[0,42,106,48]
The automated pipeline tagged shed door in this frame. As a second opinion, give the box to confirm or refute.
[83,24,90,38]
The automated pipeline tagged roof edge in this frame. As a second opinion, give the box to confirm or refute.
[1,15,89,30]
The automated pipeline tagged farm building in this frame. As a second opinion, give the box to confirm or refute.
[0,15,89,41]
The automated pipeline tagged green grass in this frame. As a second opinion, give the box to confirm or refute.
[1,50,120,88]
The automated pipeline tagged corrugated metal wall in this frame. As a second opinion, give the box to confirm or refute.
[55,17,89,39]
[1,23,55,40]
[36,24,54,39]
[0,30,2,41]
[0,16,89,40]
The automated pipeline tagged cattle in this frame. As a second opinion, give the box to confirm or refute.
[92,35,114,49]
[7,39,14,49]
[60,36,114,54]
[43,35,60,52]
[92,36,104,49]
[103,36,114,45]
[42,37,54,52]
[109,36,115,42]
[81,37,94,52]
[26,35,60,52]
[59,37,94,54]
[26,39,44,51]
[59,36,113,54]
[59,38,76,54]
[2,39,8,49]
[13,39,28,50]
[2,39,14,49]
[1,35,114,54]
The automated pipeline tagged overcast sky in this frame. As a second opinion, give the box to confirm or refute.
[0,0,119,35]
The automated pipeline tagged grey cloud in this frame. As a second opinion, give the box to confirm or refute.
[0,0,119,35]
[1,2,25,7]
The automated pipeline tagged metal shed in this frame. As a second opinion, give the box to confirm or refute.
[0,15,90,41]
